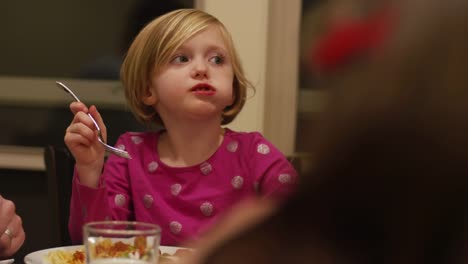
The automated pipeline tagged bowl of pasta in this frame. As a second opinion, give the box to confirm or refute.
[24,245,190,264]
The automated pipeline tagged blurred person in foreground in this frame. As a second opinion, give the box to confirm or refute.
[0,196,25,259]
[183,0,468,263]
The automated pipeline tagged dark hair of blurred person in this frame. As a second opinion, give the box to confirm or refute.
[199,0,468,263]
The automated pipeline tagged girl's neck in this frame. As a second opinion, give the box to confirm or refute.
[158,119,225,167]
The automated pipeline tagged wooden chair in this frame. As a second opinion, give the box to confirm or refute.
[44,145,75,246]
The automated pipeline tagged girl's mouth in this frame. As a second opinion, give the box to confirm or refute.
[190,83,216,95]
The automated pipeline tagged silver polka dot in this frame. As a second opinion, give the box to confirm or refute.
[148,161,159,172]
[200,162,213,175]
[170,221,182,234]
[278,173,292,184]
[171,184,182,196]
[200,202,214,216]
[143,194,154,209]
[114,194,126,207]
[257,143,270,155]
[231,176,244,189]
[117,144,126,151]
[131,136,143,145]
[226,141,239,152]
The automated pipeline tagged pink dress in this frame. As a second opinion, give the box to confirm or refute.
[69,129,297,245]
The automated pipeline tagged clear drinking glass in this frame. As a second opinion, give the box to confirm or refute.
[83,221,161,264]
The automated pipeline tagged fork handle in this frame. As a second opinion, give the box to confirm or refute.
[87,113,104,140]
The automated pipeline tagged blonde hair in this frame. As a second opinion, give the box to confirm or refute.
[121,8,253,126]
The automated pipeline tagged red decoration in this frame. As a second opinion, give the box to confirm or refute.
[311,7,395,74]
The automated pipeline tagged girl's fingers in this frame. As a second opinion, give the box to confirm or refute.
[66,122,96,143]
[69,104,107,143]
[65,130,93,147]
[70,103,97,133]
[89,105,107,142]
[69,102,88,115]
[71,111,97,131]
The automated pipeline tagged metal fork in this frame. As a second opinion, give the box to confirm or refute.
[56,81,132,159]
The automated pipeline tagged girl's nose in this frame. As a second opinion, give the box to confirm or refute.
[191,59,208,79]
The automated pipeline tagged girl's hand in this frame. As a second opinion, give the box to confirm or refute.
[0,196,25,258]
[64,102,106,188]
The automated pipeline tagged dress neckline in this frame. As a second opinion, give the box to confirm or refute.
[150,128,232,171]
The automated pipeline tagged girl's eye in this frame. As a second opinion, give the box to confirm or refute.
[172,55,189,64]
[209,55,224,65]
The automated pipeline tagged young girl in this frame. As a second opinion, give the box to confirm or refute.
[65,9,297,246]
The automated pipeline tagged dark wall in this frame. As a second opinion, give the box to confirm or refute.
[0,104,145,148]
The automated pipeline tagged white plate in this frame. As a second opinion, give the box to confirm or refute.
[24,245,183,264]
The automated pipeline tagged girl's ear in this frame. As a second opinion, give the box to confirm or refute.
[142,86,158,106]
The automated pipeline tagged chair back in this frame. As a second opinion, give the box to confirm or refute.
[44,145,74,246]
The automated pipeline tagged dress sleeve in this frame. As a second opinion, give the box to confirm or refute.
[248,133,298,201]
[68,133,133,243]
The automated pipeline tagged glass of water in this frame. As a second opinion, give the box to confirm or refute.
[84,221,161,264]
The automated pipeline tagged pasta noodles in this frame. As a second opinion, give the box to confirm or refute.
[45,248,85,264]
[44,244,190,264]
